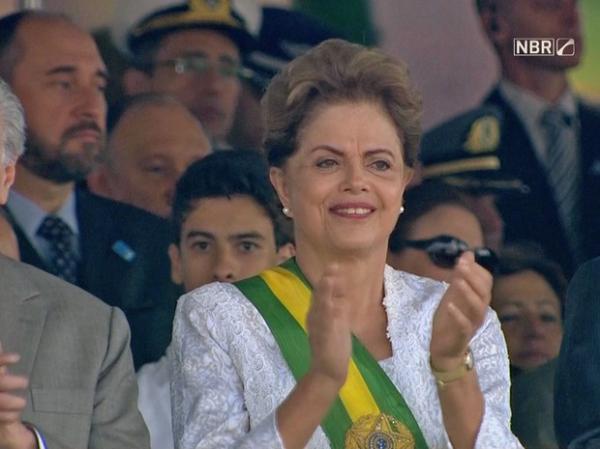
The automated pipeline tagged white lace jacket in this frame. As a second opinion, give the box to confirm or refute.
[170,265,523,449]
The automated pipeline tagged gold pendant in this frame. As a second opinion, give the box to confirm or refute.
[345,413,415,449]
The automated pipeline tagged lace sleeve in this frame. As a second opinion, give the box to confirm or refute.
[170,284,285,449]
[472,309,523,449]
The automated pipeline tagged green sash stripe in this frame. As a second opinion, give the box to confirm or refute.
[280,257,311,287]
[352,337,429,449]
[235,275,351,448]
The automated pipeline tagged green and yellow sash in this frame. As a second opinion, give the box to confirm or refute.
[235,258,429,449]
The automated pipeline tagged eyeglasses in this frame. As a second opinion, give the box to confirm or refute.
[153,55,254,80]
[400,234,498,274]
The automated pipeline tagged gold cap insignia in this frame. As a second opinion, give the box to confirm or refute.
[132,0,238,38]
[463,115,500,154]
[190,0,230,17]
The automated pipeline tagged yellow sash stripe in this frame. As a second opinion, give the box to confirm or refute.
[260,267,381,421]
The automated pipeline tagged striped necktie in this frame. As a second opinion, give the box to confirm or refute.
[37,215,79,284]
[540,107,582,261]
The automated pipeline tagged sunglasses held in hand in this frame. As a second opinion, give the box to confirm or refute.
[401,234,498,274]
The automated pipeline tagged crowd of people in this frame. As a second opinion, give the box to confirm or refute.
[0,0,598,448]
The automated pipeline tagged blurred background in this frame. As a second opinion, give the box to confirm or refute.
[3,0,599,130]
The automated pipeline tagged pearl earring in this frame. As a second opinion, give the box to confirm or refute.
[282,207,291,217]
[400,206,405,214]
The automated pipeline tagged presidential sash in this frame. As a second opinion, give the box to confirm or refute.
[235,258,429,449]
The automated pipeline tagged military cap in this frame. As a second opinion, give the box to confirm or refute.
[128,0,258,56]
[420,105,529,195]
[243,7,341,89]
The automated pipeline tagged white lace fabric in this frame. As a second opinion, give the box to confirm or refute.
[170,265,523,449]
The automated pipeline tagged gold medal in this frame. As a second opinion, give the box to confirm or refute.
[345,413,415,449]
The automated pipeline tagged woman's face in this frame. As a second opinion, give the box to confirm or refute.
[492,269,563,370]
[270,101,412,256]
[387,204,484,282]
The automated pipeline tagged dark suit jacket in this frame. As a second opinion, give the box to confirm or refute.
[511,359,558,449]
[483,88,600,277]
[5,189,181,369]
[555,257,600,449]
[0,255,149,448]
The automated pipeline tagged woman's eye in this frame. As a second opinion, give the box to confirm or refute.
[316,158,338,169]
[370,160,391,171]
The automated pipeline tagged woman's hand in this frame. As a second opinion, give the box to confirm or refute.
[306,264,352,387]
[430,252,492,371]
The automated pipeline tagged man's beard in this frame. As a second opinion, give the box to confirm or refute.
[20,124,106,184]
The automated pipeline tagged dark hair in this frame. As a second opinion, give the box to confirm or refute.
[262,38,422,168]
[495,242,567,317]
[171,149,290,247]
[388,181,472,252]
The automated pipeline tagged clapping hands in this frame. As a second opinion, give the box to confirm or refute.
[306,264,352,387]
[430,252,493,371]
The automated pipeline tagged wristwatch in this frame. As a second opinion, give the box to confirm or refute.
[430,349,474,388]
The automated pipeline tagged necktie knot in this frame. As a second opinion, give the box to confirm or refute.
[37,215,73,242]
[541,107,571,130]
[36,215,78,284]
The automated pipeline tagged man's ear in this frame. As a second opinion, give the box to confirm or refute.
[168,243,184,285]
[0,163,15,204]
[269,166,291,213]
[122,68,152,96]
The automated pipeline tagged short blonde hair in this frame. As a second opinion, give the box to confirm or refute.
[262,39,422,168]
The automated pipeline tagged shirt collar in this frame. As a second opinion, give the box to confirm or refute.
[7,189,79,237]
[499,79,577,122]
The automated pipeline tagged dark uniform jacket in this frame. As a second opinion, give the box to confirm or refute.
[484,87,600,277]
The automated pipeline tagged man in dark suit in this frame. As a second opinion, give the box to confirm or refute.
[0,11,180,369]
[555,257,600,449]
[475,0,600,277]
[0,77,149,449]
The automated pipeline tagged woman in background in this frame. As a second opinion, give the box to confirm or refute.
[387,181,497,282]
[491,244,565,372]
[492,244,566,449]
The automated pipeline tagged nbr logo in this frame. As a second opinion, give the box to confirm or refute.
[513,38,575,56]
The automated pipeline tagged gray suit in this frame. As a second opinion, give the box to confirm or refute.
[0,255,150,449]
